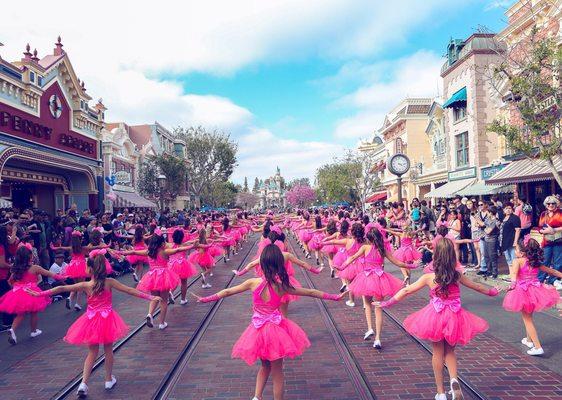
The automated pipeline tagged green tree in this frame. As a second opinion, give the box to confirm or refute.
[489,25,562,189]
[253,177,260,193]
[202,181,239,208]
[138,154,188,200]
[287,178,310,190]
[175,126,238,206]
[243,176,249,192]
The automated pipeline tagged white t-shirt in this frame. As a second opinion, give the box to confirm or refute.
[49,262,67,284]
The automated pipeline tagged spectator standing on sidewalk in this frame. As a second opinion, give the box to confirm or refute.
[538,196,562,288]
[499,202,521,269]
[483,206,501,278]
[514,197,533,237]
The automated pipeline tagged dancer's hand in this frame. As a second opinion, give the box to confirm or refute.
[189,291,202,302]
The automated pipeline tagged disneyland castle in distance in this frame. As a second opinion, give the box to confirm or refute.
[253,167,286,209]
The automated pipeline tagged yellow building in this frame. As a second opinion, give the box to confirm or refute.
[378,98,433,203]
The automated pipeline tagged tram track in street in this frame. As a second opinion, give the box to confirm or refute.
[288,232,488,400]
[151,237,258,400]
[50,235,259,400]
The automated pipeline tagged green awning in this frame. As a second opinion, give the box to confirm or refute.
[443,87,467,108]
[457,180,513,197]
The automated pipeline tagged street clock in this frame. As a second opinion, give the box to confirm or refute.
[388,153,410,176]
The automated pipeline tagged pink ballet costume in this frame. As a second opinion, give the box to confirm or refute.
[298,228,313,244]
[188,247,215,270]
[393,237,421,263]
[137,254,180,292]
[231,279,310,365]
[127,242,149,265]
[503,261,560,313]
[321,241,338,255]
[348,246,402,299]
[280,260,302,304]
[0,271,50,314]
[64,289,128,345]
[337,241,363,281]
[221,229,237,247]
[169,244,198,279]
[308,232,325,251]
[65,252,89,279]
[403,283,488,346]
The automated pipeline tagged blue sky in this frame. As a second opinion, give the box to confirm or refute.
[2,0,510,182]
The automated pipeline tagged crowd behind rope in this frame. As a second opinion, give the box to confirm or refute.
[0,202,560,400]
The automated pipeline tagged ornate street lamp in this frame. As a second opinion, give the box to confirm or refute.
[157,173,167,211]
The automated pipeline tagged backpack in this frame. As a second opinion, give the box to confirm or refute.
[522,203,533,215]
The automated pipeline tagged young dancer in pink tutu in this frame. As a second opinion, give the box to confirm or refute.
[308,215,326,267]
[341,228,414,348]
[322,219,350,279]
[193,244,343,400]
[52,230,108,311]
[188,229,219,288]
[385,226,421,286]
[295,213,314,258]
[118,232,190,330]
[127,225,149,283]
[0,244,64,344]
[323,222,365,307]
[319,220,339,277]
[26,249,162,398]
[375,238,499,400]
[503,236,562,356]
[169,229,198,305]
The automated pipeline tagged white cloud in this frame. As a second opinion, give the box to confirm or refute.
[0,1,455,183]
[330,51,444,140]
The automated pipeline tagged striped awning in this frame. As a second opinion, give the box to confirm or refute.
[487,156,562,185]
[443,87,467,108]
[457,180,513,196]
[0,198,12,208]
[424,178,475,199]
[114,190,157,209]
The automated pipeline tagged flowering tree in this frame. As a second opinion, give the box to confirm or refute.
[286,184,316,208]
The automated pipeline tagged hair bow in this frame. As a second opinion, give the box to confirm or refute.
[71,230,83,237]
[89,248,107,258]
[19,242,33,251]
[523,234,531,246]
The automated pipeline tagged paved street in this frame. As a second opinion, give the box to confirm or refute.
[2,233,559,400]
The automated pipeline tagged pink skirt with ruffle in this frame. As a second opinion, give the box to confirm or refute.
[0,284,50,314]
[348,271,402,299]
[503,284,560,313]
[137,268,180,292]
[64,310,129,345]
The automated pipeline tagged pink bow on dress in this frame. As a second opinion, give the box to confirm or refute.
[251,310,282,329]
[86,306,112,319]
[364,265,384,277]
[517,279,541,291]
[431,297,461,313]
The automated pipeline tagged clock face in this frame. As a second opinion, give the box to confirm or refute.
[48,95,62,119]
[389,154,410,175]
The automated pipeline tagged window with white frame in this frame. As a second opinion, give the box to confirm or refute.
[455,132,469,167]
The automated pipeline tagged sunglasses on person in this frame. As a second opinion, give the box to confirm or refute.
[478,203,484,207]
[546,202,558,206]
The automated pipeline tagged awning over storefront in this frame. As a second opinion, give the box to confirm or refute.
[365,192,387,203]
[487,156,562,185]
[443,87,467,108]
[457,180,513,197]
[424,178,475,199]
[114,190,157,209]
[0,198,12,208]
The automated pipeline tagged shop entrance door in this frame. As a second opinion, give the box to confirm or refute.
[11,184,35,210]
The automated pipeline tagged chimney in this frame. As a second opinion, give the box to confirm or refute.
[54,36,64,56]
[22,43,32,62]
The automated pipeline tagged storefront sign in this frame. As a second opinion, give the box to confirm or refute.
[114,170,131,185]
[0,82,98,160]
[448,167,476,181]
[481,164,507,180]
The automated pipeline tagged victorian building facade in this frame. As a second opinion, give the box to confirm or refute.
[0,37,104,214]
[256,167,286,209]
[378,98,433,202]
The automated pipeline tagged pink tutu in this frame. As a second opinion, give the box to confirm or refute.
[0,283,50,314]
[337,260,363,281]
[393,246,421,263]
[65,309,128,345]
[127,254,149,265]
[208,244,223,257]
[231,318,310,365]
[348,270,402,299]
[137,268,180,292]
[503,283,560,313]
[65,256,89,279]
[280,276,302,304]
[404,304,488,346]
[321,244,337,255]
[169,254,198,279]
[332,247,347,268]
[308,234,325,251]
[188,250,215,269]
[298,230,313,243]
